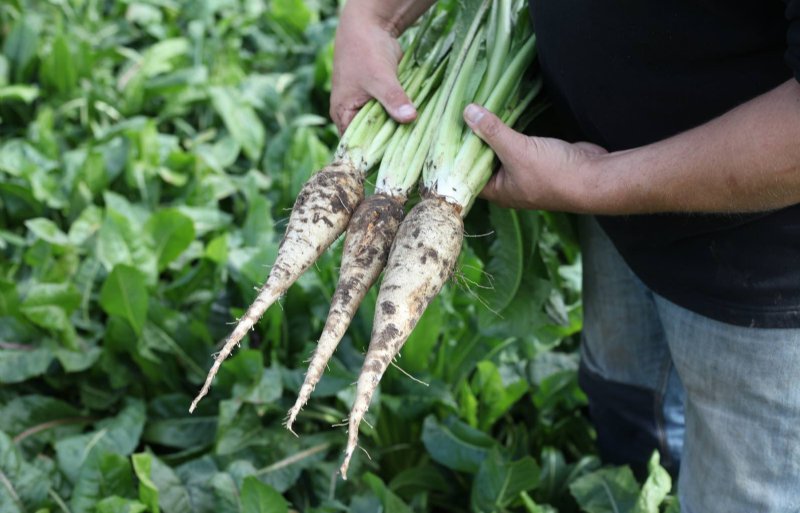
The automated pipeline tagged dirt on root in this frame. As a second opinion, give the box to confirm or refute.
[333,193,404,304]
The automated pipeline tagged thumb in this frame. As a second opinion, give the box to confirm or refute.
[368,73,417,124]
[463,103,524,160]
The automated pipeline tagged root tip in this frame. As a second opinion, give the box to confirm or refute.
[283,416,299,437]
[339,446,355,480]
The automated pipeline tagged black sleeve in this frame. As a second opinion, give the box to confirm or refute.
[787,0,800,82]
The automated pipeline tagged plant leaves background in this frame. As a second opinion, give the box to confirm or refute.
[0,1,676,512]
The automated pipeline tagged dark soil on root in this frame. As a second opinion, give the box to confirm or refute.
[333,193,405,303]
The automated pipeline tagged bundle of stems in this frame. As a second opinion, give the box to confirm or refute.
[339,0,541,477]
[190,0,546,481]
[189,11,452,413]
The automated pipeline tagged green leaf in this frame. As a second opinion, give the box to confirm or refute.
[0,55,8,86]
[140,38,189,78]
[0,395,82,452]
[41,34,76,94]
[0,431,50,513]
[55,345,102,372]
[175,457,218,513]
[252,435,331,493]
[482,205,524,312]
[145,209,196,270]
[25,217,69,245]
[236,367,283,407]
[520,492,558,513]
[479,272,552,339]
[100,264,148,335]
[400,297,443,374]
[241,476,289,513]
[472,361,529,431]
[211,472,240,513]
[97,497,148,513]
[538,448,601,503]
[21,281,80,312]
[570,463,662,513]
[663,497,681,513]
[215,403,263,456]
[388,464,453,497]
[421,415,495,473]
[634,452,671,513]
[269,0,316,35]
[0,139,57,177]
[68,205,103,246]
[242,195,274,248]
[362,473,413,513]
[55,399,146,483]
[150,454,193,513]
[3,18,38,82]
[132,453,160,513]
[209,86,265,161]
[204,234,228,264]
[470,448,540,513]
[285,127,330,200]
[71,453,136,513]
[176,206,232,236]
[0,85,39,103]
[96,209,158,284]
[144,395,216,450]
[0,280,19,317]
[0,348,53,384]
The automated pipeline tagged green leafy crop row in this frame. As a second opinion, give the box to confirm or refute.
[0,0,676,512]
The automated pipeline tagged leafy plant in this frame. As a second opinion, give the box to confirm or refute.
[0,0,677,511]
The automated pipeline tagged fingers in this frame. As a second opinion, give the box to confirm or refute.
[574,141,608,156]
[478,166,521,209]
[330,75,417,135]
[331,83,417,134]
[330,90,370,135]
[478,167,506,204]
[368,75,417,124]
[463,103,527,162]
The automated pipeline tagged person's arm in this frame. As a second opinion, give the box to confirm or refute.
[330,0,436,134]
[466,79,800,214]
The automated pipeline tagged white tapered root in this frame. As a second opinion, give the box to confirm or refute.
[190,160,364,413]
[339,197,463,478]
[285,194,405,431]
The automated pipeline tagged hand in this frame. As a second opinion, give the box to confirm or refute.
[330,5,417,134]
[463,103,608,212]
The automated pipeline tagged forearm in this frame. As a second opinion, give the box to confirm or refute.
[344,0,437,37]
[588,79,800,215]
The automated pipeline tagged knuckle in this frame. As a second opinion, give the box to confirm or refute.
[516,136,538,163]
[481,117,502,139]
[383,86,407,106]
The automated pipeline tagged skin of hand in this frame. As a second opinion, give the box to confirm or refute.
[330,0,435,134]
[466,79,800,215]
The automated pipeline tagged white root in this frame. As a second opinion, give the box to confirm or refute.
[339,197,463,478]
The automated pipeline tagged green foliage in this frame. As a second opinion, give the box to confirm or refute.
[569,453,672,513]
[0,0,677,512]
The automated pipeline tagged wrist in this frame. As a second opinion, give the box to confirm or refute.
[342,0,404,38]
[567,149,617,214]
[578,149,660,215]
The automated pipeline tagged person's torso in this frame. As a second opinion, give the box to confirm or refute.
[530,0,800,327]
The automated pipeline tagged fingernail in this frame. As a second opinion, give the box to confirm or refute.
[397,104,416,119]
[464,104,484,125]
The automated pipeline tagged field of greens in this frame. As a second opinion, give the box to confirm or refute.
[0,1,677,511]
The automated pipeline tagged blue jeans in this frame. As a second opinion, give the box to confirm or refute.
[578,215,800,513]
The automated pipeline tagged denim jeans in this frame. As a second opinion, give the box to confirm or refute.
[578,215,800,513]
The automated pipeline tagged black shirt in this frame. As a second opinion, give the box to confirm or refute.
[531,0,800,328]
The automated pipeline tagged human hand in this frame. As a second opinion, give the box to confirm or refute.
[330,4,418,134]
[463,103,608,212]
